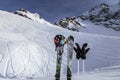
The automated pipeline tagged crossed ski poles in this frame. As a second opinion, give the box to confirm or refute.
[54,35,90,80]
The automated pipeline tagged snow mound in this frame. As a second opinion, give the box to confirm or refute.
[0,10,62,79]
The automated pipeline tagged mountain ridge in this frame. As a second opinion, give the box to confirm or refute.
[55,3,120,32]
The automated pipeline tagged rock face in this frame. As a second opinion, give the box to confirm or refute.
[54,16,83,31]
[89,3,110,22]
[81,3,120,31]
[80,3,111,22]
[14,8,43,23]
[112,9,120,19]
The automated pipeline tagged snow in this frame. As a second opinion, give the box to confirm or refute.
[0,9,120,80]
[0,10,60,78]
[79,20,120,37]
[110,2,119,12]
[0,68,120,80]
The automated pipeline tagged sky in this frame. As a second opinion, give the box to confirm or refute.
[0,0,119,22]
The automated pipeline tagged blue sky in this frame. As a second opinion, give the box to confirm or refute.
[0,0,119,22]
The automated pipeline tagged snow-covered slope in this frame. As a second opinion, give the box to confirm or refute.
[1,67,120,80]
[0,9,120,80]
[0,10,62,79]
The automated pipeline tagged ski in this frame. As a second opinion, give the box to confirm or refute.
[67,35,74,80]
[54,35,66,80]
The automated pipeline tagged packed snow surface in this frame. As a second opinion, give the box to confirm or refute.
[0,10,120,80]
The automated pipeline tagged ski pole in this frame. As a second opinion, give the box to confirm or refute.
[82,60,85,73]
[78,60,80,77]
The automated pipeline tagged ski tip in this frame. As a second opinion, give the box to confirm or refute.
[54,34,66,46]
[68,35,74,41]
[54,34,65,39]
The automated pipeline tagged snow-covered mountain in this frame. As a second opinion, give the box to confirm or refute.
[55,3,120,32]
[0,4,120,80]
[14,8,52,25]
[54,17,85,31]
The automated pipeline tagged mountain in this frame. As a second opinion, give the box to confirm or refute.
[14,8,52,25]
[54,16,84,31]
[0,6,120,80]
[55,3,120,32]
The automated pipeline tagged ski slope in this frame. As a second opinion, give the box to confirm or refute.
[0,10,120,80]
[0,68,120,80]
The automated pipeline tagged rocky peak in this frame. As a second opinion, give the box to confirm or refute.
[80,3,120,31]
[54,16,84,31]
[14,8,42,22]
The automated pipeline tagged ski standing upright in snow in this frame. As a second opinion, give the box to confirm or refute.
[54,35,66,80]
[67,35,74,80]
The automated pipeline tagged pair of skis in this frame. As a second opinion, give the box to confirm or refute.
[54,35,74,80]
